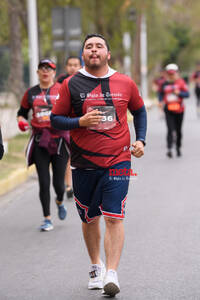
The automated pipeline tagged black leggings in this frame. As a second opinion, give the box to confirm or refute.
[164,108,184,150]
[32,140,69,217]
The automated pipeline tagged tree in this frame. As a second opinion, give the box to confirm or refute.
[1,0,200,96]
[7,0,25,100]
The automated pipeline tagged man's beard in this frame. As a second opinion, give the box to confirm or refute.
[85,63,100,70]
[84,58,107,70]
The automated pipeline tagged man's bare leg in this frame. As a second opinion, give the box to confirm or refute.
[82,216,101,264]
[104,218,124,270]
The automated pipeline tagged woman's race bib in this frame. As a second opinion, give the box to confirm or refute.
[87,105,116,130]
[167,103,181,111]
[34,105,52,123]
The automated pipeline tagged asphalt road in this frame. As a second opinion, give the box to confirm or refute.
[0,92,200,300]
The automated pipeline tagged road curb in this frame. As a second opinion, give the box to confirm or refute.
[0,165,36,196]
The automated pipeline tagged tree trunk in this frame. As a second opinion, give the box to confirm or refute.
[7,0,25,102]
[94,0,105,35]
[132,13,141,85]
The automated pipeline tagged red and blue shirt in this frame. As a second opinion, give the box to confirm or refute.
[51,68,146,168]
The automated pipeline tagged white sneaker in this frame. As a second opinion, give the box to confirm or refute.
[102,269,120,297]
[88,260,106,290]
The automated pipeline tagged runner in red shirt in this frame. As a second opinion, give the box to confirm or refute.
[51,34,147,297]
[190,62,200,116]
[17,59,69,231]
[159,63,189,158]
[57,56,82,199]
[57,56,81,84]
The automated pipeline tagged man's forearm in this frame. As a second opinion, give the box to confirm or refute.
[50,113,80,130]
[131,105,147,144]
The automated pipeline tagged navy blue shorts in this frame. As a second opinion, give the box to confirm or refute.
[72,161,131,223]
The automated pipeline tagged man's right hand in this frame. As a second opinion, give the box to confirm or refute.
[79,109,102,127]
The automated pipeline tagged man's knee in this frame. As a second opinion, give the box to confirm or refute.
[104,217,123,226]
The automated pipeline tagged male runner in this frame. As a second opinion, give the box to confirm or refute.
[51,34,147,297]
[57,56,81,84]
[57,56,82,198]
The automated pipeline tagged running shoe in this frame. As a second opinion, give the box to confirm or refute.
[57,203,67,220]
[88,260,106,290]
[40,219,53,232]
[166,150,173,158]
[177,148,181,157]
[102,269,120,297]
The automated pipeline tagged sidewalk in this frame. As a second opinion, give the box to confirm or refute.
[0,165,36,196]
[0,129,36,197]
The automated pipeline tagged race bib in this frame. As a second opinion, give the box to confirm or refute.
[34,105,52,123]
[87,105,116,130]
[167,103,181,111]
[166,93,178,102]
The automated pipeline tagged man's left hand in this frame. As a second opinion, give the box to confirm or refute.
[131,141,144,158]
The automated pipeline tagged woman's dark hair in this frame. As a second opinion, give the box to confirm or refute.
[82,34,110,51]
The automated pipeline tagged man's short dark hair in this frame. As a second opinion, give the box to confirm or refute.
[65,56,81,65]
[82,34,110,51]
